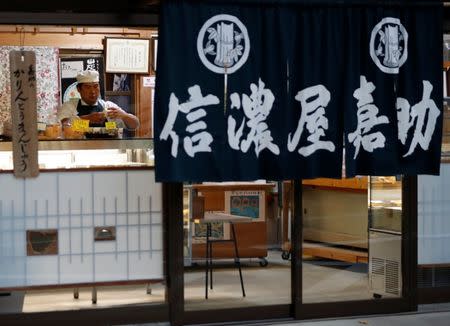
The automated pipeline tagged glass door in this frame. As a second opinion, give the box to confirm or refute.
[368,176,403,299]
[301,176,403,303]
[183,182,291,313]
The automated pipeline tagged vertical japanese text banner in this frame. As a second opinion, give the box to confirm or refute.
[9,50,39,178]
[341,6,443,177]
[155,1,291,182]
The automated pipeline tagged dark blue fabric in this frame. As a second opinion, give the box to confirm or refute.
[154,0,443,182]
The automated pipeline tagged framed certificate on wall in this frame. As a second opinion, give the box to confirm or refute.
[105,37,151,74]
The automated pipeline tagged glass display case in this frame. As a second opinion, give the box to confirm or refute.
[0,139,154,170]
[368,176,402,234]
[368,176,402,298]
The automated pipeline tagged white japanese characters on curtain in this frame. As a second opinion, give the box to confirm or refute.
[154,1,443,182]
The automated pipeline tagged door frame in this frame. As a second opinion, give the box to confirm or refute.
[181,177,418,325]
[290,176,417,320]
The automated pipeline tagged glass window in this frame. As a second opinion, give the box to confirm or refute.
[0,24,164,316]
[0,25,157,144]
[183,181,291,310]
[302,177,402,303]
[417,42,450,294]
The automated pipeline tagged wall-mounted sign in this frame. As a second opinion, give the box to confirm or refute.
[60,60,84,78]
[105,37,150,74]
[60,55,105,103]
[154,1,443,182]
[9,50,39,178]
[143,76,155,88]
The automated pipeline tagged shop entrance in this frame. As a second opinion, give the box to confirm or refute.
[181,176,413,324]
[298,177,403,304]
[183,182,292,319]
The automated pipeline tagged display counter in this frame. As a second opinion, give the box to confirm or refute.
[0,139,154,171]
[0,138,162,296]
[0,139,152,151]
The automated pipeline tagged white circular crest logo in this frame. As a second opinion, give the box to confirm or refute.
[197,14,250,74]
[370,17,408,74]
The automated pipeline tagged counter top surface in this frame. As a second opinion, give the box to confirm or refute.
[0,138,153,151]
[0,165,154,173]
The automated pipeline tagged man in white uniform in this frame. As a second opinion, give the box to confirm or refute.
[57,70,139,129]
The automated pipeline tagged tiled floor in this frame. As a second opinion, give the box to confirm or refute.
[0,250,377,313]
[2,252,449,326]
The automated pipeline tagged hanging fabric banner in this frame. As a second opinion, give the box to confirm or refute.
[154,0,443,182]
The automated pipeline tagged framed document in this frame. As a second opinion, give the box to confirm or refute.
[105,37,151,74]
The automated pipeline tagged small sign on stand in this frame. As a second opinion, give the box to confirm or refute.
[9,50,39,178]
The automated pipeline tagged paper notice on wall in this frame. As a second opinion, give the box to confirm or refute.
[143,76,155,87]
[61,60,84,78]
[9,50,39,178]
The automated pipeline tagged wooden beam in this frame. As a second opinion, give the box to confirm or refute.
[0,12,158,27]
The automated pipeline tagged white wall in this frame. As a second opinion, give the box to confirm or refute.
[418,164,450,265]
[0,169,163,288]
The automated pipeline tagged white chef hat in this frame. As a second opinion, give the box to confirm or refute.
[76,70,99,84]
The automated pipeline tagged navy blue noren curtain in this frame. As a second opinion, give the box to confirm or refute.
[154,0,443,182]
